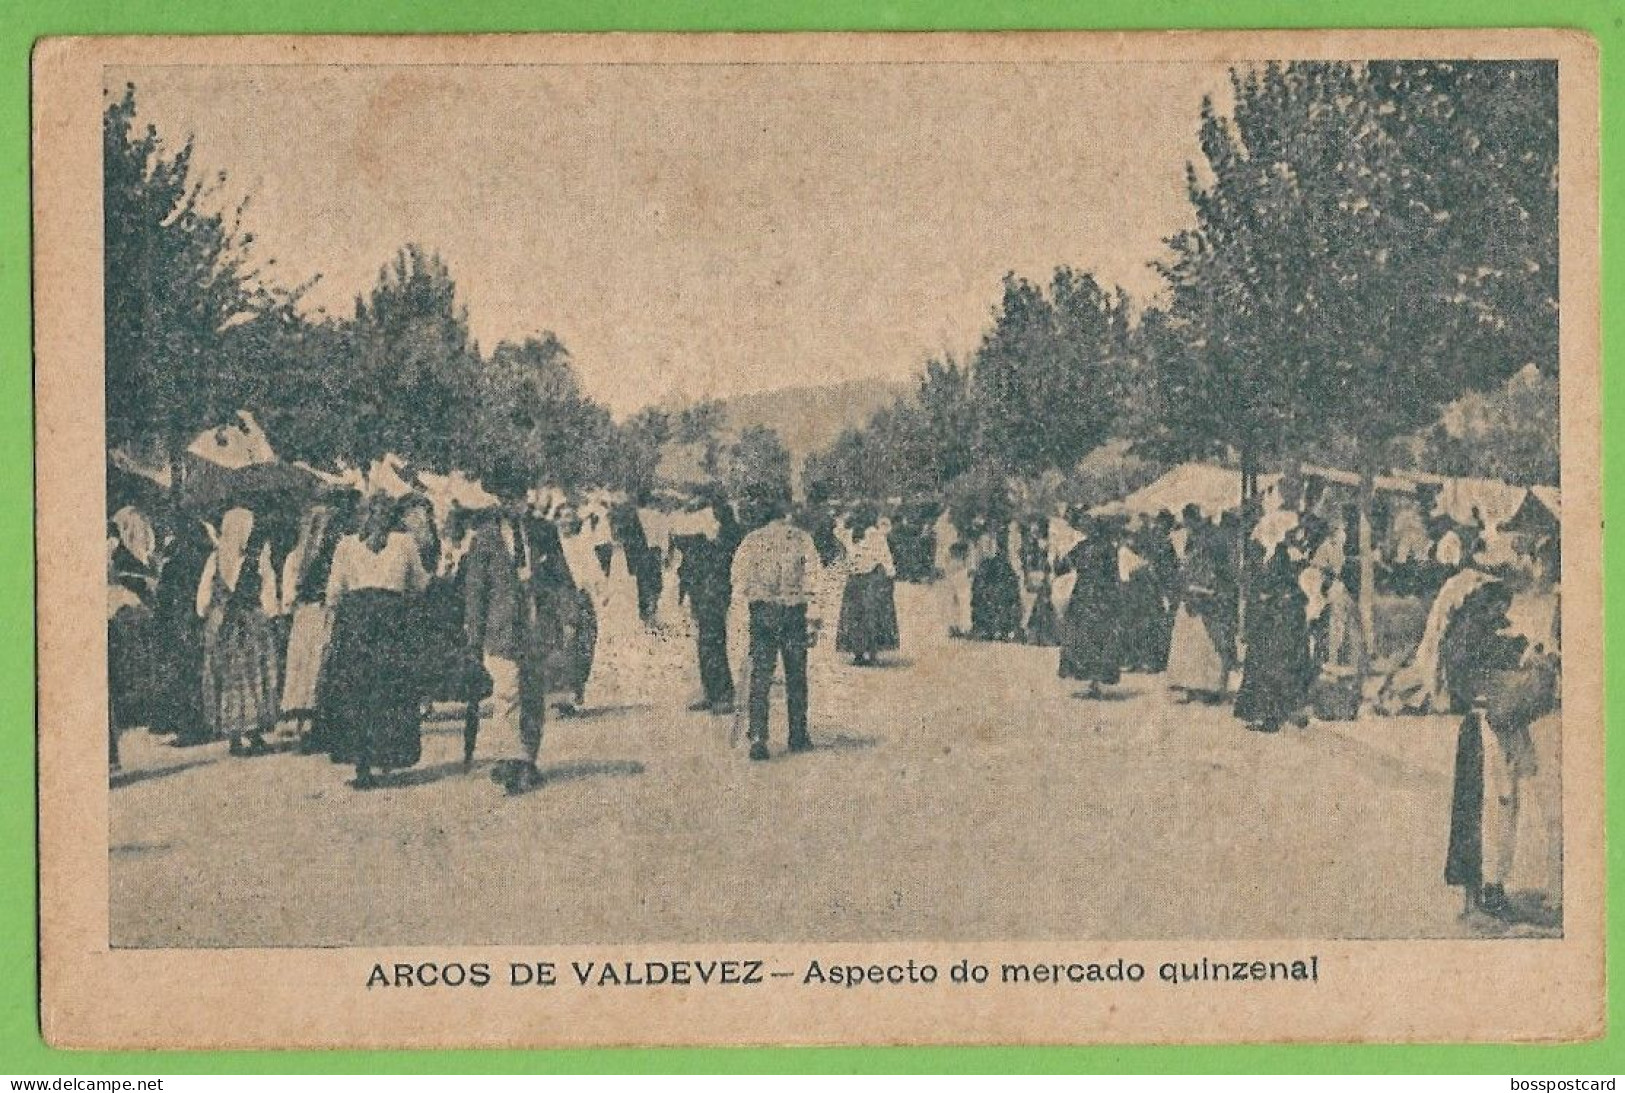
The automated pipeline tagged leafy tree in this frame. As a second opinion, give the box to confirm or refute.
[1147,66,1368,490]
[223,313,362,467]
[625,406,673,448]
[1153,60,1556,475]
[672,399,731,480]
[675,399,728,445]
[103,84,302,476]
[915,355,979,485]
[803,269,1135,507]
[472,334,618,489]
[348,244,480,469]
[1301,61,1558,455]
[802,393,951,504]
[1151,60,1559,677]
[972,269,1130,475]
[609,406,675,497]
[726,425,793,510]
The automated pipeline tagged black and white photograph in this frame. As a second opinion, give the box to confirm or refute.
[35,30,1601,1048]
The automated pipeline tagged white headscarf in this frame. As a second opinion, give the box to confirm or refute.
[112,506,156,568]
[217,507,255,592]
[1251,508,1299,558]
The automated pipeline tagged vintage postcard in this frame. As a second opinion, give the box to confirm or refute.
[34,30,1601,1048]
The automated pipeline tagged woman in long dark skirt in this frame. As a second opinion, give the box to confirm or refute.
[1232,544,1315,732]
[318,496,431,789]
[151,519,214,744]
[1055,521,1123,696]
[836,511,900,665]
[970,544,1022,642]
[1116,551,1166,672]
[1441,580,1525,916]
[1024,572,1060,646]
[107,516,159,741]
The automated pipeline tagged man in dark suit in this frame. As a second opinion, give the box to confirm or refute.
[678,495,741,715]
[463,459,572,794]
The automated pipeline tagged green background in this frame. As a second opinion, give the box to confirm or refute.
[4,0,1617,1075]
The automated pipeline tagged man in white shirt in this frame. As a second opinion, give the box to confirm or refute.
[730,491,824,761]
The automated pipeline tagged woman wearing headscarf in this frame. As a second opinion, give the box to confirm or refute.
[1054,514,1123,697]
[1116,518,1171,673]
[318,494,431,789]
[1377,560,1497,716]
[151,517,215,744]
[273,494,355,747]
[835,506,900,666]
[197,506,282,755]
[1165,510,1231,702]
[970,526,1022,642]
[107,507,160,754]
[1023,523,1060,647]
[1441,578,1532,918]
[1232,541,1315,732]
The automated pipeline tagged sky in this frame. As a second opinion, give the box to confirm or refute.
[111,61,1231,415]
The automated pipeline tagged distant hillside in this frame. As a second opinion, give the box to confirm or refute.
[717,376,915,461]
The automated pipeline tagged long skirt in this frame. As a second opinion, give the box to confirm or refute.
[109,604,158,732]
[836,569,900,657]
[201,602,281,740]
[317,589,421,770]
[416,576,476,704]
[151,611,206,741]
[1445,711,1485,892]
[560,590,598,702]
[1025,588,1060,646]
[1119,572,1171,672]
[971,558,1022,641]
[1233,609,1313,726]
[1059,588,1121,685]
[1166,604,1227,695]
[278,602,334,723]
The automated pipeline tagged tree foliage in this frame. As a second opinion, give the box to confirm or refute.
[106,69,1557,516]
[726,425,794,509]
[103,83,303,463]
[347,244,481,469]
[972,268,1132,473]
[804,269,1137,507]
[1147,61,1558,473]
[472,334,621,488]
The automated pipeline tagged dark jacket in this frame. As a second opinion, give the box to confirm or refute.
[678,509,741,622]
[463,514,573,662]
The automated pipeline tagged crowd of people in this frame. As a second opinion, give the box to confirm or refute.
[928,477,1562,924]
[106,457,923,792]
[107,456,1562,921]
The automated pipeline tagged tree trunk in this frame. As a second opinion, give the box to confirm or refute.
[1356,465,1377,711]
[166,423,188,517]
[1235,446,1257,671]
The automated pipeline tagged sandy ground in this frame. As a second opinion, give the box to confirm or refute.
[109,582,1552,948]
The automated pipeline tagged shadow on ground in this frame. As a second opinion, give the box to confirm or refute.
[110,757,219,789]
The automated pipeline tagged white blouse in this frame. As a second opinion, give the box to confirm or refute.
[325,533,429,600]
[196,543,279,619]
[847,530,896,579]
